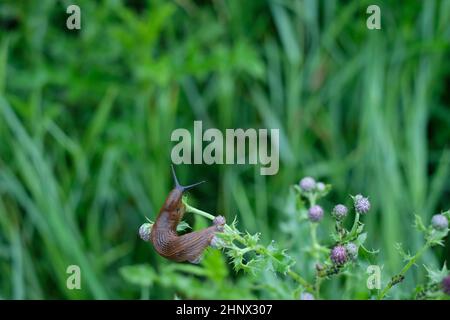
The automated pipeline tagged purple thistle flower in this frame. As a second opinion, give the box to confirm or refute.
[346,242,358,259]
[299,177,316,192]
[139,223,153,241]
[354,194,371,214]
[300,292,315,300]
[331,245,347,265]
[442,276,450,295]
[332,204,348,220]
[431,214,448,231]
[308,205,324,222]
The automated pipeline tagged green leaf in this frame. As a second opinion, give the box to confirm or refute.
[356,223,365,234]
[316,184,332,199]
[243,232,260,247]
[394,243,413,261]
[427,228,449,245]
[176,220,191,232]
[267,242,295,274]
[355,232,367,246]
[243,256,268,277]
[424,263,449,284]
[413,214,427,232]
[203,249,229,282]
[120,264,156,287]
[330,232,340,242]
[166,263,206,277]
[226,249,244,272]
[359,245,379,264]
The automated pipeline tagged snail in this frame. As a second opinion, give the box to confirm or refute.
[147,165,226,264]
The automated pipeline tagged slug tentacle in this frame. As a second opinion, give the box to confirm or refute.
[149,165,226,263]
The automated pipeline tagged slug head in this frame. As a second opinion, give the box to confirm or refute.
[163,165,205,213]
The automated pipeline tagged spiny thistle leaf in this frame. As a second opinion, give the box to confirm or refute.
[176,221,191,232]
[355,232,367,246]
[424,263,449,284]
[243,232,260,247]
[267,242,295,274]
[394,243,413,261]
[413,214,427,233]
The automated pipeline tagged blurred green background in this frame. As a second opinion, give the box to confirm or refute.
[0,0,449,299]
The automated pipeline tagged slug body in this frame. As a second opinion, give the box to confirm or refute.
[150,166,225,263]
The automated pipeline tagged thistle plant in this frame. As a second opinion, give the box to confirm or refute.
[181,199,312,291]
[415,264,450,299]
[292,180,378,298]
[137,176,448,300]
[378,211,450,299]
[172,177,375,298]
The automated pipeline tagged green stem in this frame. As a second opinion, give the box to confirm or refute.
[184,201,216,220]
[184,200,235,234]
[377,242,430,300]
[307,195,326,259]
[184,199,314,292]
[348,212,360,239]
[308,194,317,207]
[335,220,345,241]
[287,269,314,292]
[315,276,322,299]
[310,223,321,259]
[140,286,150,300]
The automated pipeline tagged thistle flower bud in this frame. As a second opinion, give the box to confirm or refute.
[332,204,348,220]
[213,215,226,226]
[138,223,153,241]
[300,292,315,300]
[431,214,448,231]
[330,245,347,265]
[308,205,324,222]
[210,235,225,249]
[345,242,358,260]
[213,215,226,232]
[442,276,450,295]
[316,182,326,192]
[354,194,371,214]
[299,177,316,192]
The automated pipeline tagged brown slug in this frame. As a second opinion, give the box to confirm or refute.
[149,165,226,264]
